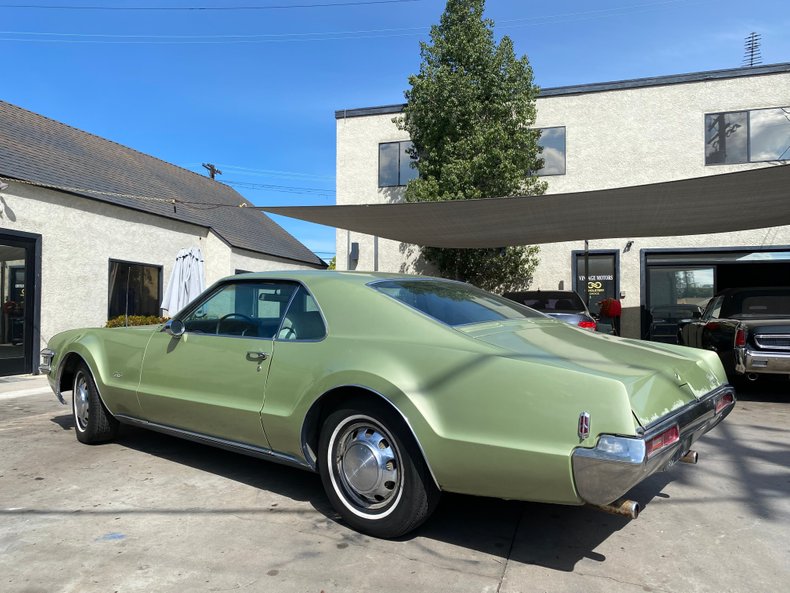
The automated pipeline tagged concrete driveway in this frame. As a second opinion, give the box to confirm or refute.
[1,375,788,593]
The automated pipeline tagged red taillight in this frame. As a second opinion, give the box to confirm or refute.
[645,425,680,459]
[735,327,746,348]
[578,320,597,331]
[706,321,720,331]
[716,392,735,414]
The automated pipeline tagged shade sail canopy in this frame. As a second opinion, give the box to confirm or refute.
[260,165,790,248]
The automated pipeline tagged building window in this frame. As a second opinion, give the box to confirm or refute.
[379,141,418,187]
[108,260,162,320]
[537,127,566,176]
[705,106,790,165]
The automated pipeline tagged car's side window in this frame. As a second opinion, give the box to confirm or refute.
[181,281,298,338]
[276,285,327,341]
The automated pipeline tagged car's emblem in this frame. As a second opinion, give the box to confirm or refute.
[578,412,591,440]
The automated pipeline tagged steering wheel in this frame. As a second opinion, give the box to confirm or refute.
[216,313,257,336]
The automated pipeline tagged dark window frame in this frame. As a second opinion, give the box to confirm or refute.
[704,105,790,166]
[378,140,418,188]
[107,258,163,320]
[536,126,567,177]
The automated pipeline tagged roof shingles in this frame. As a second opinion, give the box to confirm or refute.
[0,100,325,267]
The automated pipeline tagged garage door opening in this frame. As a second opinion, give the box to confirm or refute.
[642,247,790,340]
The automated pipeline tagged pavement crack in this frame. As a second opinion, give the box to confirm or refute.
[495,507,524,593]
[574,570,673,593]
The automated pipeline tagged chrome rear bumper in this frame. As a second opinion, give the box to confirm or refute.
[735,347,790,375]
[571,385,735,506]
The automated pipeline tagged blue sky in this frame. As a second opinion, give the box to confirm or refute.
[3,0,789,262]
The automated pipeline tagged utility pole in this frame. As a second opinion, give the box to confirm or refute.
[202,163,222,180]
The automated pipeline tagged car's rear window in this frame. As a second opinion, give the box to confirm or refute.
[730,295,790,317]
[371,280,542,327]
[504,291,584,312]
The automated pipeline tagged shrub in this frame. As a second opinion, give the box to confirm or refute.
[106,315,169,328]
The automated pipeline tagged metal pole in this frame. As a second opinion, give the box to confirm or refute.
[584,240,590,308]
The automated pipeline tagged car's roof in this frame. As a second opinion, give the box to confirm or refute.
[226,270,442,285]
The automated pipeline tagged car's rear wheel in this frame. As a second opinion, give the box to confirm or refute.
[72,362,119,444]
[318,401,440,538]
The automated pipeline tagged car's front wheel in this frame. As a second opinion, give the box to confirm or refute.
[72,362,119,444]
[318,401,440,538]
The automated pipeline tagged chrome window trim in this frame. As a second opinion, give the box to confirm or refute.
[273,283,329,344]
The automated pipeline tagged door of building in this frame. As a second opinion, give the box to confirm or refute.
[572,251,619,315]
[0,233,38,376]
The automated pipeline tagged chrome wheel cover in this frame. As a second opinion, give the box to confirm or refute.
[73,371,90,432]
[329,416,403,517]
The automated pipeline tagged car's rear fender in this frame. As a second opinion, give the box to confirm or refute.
[300,383,441,491]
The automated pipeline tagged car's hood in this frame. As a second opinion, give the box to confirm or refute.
[458,319,725,428]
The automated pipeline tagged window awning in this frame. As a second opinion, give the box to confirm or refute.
[259,165,790,248]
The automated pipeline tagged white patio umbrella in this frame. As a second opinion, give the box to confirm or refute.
[161,246,206,315]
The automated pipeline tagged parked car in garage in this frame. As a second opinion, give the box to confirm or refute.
[41,272,735,537]
[679,287,790,382]
[648,304,704,344]
[502,290,597,331]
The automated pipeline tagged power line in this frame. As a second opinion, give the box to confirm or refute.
[0,1,419,11]
[222,179,334,196]
[0,0,712,45]
[212,164,334,181]
[0,30,422,44]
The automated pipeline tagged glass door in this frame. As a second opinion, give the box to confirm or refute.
[0,238,35,376]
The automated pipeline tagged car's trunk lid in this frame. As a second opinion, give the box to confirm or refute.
[458,319,722,428]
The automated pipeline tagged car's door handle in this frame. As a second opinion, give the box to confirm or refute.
[246,351,268,362]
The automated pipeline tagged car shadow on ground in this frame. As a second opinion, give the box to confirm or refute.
[733,375,789,402]
[46,378,786,573]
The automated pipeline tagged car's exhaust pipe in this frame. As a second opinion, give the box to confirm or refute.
[747,373,759,382]
[591,498,640,519]
[680,450,698,464]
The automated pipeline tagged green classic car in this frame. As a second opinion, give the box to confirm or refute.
[41,271,735,537]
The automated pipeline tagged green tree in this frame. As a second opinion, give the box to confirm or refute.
[327,256,336,270]
[398,0,545,292]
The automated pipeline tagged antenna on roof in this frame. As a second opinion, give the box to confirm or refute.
[742,32,762,67]
[202,163,223,179]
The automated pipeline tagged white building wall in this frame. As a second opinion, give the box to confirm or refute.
[1,181,314,351]
[335,69,790,337]
[230,246,319,275]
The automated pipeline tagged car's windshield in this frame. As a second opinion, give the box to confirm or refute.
[371,279,543,327]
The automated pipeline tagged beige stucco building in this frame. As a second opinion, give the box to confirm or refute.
[335,63,790,338]
[0,101,325,376]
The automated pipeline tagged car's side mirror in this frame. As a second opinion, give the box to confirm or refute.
[164,319,185,338]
